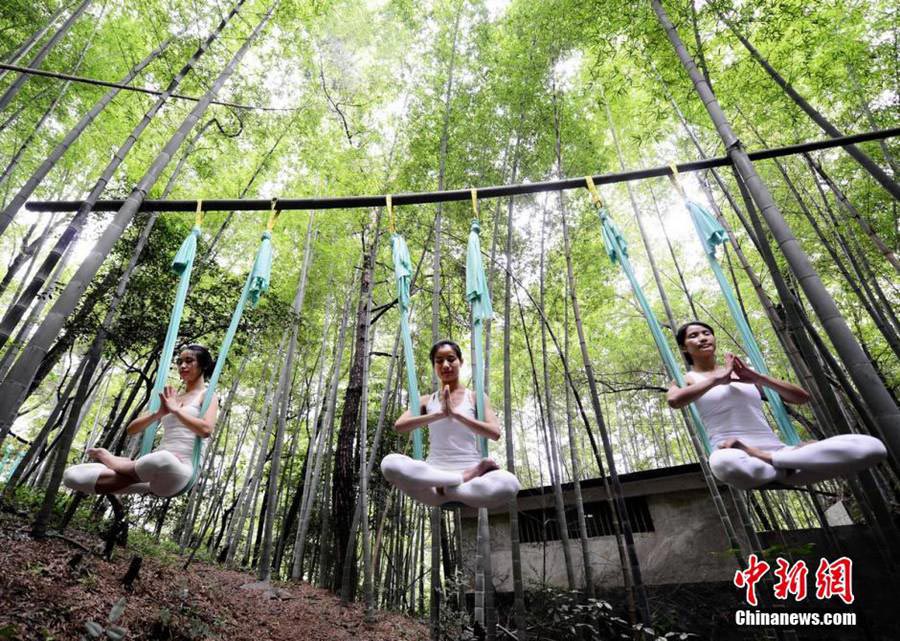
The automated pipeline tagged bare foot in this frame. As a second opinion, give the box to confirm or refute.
[87,448,138,477]
[461,458,499,483]
[87,447,114,466]
[717,439,773,464]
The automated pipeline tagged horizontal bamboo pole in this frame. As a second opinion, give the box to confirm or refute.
[25,127,899,213]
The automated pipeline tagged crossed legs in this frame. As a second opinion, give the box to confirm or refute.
[708,434,887,490]
[63,448,192,497]
[381,453,521,509]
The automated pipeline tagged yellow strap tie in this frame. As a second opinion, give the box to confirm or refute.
[668,162,687,199]
[194,199,204,227]
[470,189,478,218]
[585,176,603,207]
[267,197,280,232]
[386,194,395,233]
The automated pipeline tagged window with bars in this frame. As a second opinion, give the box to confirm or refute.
[517,497,654,544]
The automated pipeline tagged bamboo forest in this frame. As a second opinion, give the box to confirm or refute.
[0,0,897,639]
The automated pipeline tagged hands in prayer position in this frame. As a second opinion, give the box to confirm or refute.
[440,385,463,419]
[711,353,761,387]
[157,385,179,417]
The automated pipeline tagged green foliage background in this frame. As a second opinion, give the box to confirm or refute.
[0,0,896,493]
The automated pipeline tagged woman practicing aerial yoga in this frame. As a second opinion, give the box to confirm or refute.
[667,321,887,490]
[63,345,218,497]
[381,339,520,509]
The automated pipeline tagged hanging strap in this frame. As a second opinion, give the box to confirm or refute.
[141,212,277,497]
[466,208,492,458]
[170,217,278,497]
[390,230,424,459]
[139,220,202,458]
[588,181,714,453]
[684,200,801,445]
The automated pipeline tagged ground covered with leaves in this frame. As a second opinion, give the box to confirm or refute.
[0,516,427,641]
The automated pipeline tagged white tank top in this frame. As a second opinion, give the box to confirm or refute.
[157,392,206,465]
[685,371,783,450]
[424,390,483,470]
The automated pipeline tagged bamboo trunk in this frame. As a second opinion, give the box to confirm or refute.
[558,188,649,625]
[341,327,399,595]
[652,0,900,469]
[0,5,68,81]
[0,0,92,116]
[0,11,102,188]
[846,64,900,177]
[258,215,314,582]
[0,37,171,236]
[293,288,353,578]
[1,357,87,501]
[600,79,678,331]
[718,10,900,201]
[28,204,165,537]
[802,153,900,274]
[332,230,378,592]
[0,0,275,449]
[0,0,247,356]
[0,209,59,311]
[426,12,463,625]
[736,111,900,358]
[537,198,577,590]
[223,346,283,566]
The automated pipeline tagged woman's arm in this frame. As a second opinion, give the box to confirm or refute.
[394,394,444,433]
[666,356,734,409]
[733,356,810,405]
[126,409,165,435]
[160,388,218,438]
[452,391,501,441]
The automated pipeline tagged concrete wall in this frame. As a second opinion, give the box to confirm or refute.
[460,469,745,592]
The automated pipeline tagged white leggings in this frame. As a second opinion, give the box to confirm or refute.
[708,434,887,490]
[62,450,193,498]
[381,453,520,509]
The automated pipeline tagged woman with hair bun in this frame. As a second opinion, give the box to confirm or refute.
[63,344,218,497]
[667,322,886,490]
[381,339,520,509]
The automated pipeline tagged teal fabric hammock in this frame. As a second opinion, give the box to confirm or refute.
[390,231,424,460]
[593,197,714,453]
[389,217,492,461]
[465,218,491,459]
[139,223,274,496]
[139,225,201,459]
[684,200,801,446]
[0,443,24,482]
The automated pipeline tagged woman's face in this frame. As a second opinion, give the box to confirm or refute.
[432,345,462,384]
[682,324,716,360]
[176,349,203,384]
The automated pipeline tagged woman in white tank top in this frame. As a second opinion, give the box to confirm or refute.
[666,321,886,490]
[63,344,218,497]
[381,340,520,509]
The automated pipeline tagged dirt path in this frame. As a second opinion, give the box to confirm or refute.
[0,520,427,641]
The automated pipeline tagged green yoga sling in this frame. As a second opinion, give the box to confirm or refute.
[139,219,274,496]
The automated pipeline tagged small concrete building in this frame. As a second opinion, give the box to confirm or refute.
[459,462,745,590]
[459,463,897,639]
